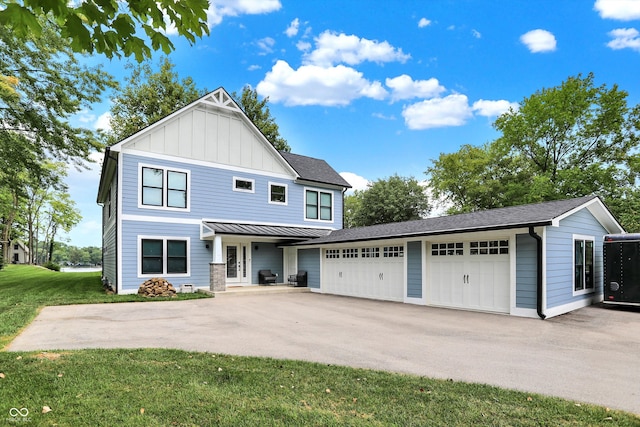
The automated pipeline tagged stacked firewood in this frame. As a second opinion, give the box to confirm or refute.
[138,278,177,297]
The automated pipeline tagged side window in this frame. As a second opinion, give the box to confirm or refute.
[269,183,287,204]
[140,238,189,276]
[574,236,595,294]
[305,189,332,221]
[140,165,189,210]
[233,177,255,193]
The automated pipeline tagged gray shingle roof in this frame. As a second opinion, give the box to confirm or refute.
[280,151,351,188]
[295,195,602,245]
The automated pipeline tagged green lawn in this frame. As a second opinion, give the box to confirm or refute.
[1,265,638,426]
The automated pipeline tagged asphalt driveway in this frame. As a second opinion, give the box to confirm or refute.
[7,292,640,414]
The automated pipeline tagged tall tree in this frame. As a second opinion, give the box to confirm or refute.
[0,0,210,61]
[233,86,291,152]
[427,74,640,231]
[107,57,205,143]
[349,175,431,227]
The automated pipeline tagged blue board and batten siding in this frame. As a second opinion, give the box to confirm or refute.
[121,153,344,228]
[407,241,422,299]
[298,248,320,289]
[515,234,537,309]
[545,209,607,309]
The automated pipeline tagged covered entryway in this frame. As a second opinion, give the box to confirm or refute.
[428,238,510,313]
[322,245,405,301]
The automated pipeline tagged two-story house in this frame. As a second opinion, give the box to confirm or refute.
[98,86,625,319]
[96,87,351,294]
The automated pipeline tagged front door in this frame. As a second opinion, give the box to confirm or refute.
[225,244,248,284]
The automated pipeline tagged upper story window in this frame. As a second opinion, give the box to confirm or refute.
[574,235,595,295]
[140,165,189,210]
[269,183,287,204]
[305,189,332,221]
[233,177,255,193]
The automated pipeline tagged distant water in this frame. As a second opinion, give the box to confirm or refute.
[61,267,102,273]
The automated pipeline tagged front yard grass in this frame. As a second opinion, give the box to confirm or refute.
[1,265,638,426]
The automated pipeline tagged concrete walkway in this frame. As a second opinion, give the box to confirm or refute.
[7,293,640,414]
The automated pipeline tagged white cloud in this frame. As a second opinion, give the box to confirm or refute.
[285,18,300,37]
[296,40,312,51]
[77,109,96,124]
[256,36,275,54]
[164,0,282,35]
[95,112,111,131]
[256,60,387,106]
[472,99,519,117]
[595,0,640,21]
[472,29,482,39]
[418,18,431,28]
[520,29,557,53]
[340,172,370,192]
[385,75,446,102]
[402,94,473,130]
[303,31,411,66]
[607,27,640,51]
[248,64,261,71]
[372,112,396,120]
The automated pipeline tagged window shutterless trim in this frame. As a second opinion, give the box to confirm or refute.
[138,163,191,212]
[233,176,255,193]
[137,235,190,278]
[572,234,595,296]
[268,182,288,205]
[304,187,333,223]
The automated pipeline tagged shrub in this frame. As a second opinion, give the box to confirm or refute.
[43,261,61,271]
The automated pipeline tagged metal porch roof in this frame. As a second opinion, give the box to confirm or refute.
[203,222,332,239]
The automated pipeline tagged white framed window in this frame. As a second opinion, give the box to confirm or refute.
[361,247,380,258]
[384,246,404,258]
[573,234,595,295]
[342,248,358,258]
[325,249,340,259]
[431,242,464,256]
[138,236,190,277]
[269,182,287,205]
[233,177,255,193]
[470,240,509,255]
[138,164,190,211]
[305,188,333,221]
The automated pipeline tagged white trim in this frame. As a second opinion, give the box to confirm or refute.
[303,187,335,223]
[233,176,255,194]
[544,294,601,318]
[572,234,596,297]
[122,214,202,225]
[121,148,296,180]
[552,197,624,233]
[138,162,191,212]
[137,235,191,278]
[117,154,124,294]
[268,182,288,205]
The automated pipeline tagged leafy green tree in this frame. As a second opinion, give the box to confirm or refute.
[0,0,210,61]
[344,191,364,228]
[233,86,290,152]
[427,74,640,231]
[0,19,116,171]
[106,57,205,143]
[350,175,431,227]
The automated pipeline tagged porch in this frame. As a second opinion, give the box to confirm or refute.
[199,284,311,298]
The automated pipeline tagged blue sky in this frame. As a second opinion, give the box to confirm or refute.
[63,0,640,247]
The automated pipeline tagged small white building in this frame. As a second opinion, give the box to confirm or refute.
[10,240,30,264]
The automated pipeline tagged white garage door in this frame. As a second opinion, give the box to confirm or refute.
[429,239,510,313]
[322,246,404,302]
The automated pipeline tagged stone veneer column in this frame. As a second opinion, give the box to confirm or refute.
[210,263,226,292]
